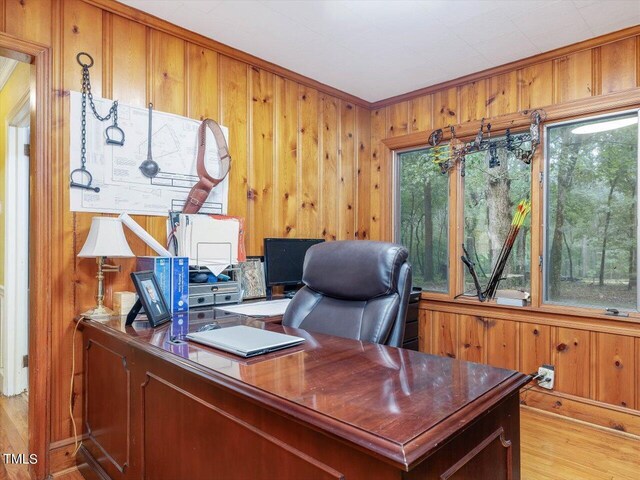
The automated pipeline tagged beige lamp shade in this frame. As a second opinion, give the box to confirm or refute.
[78,217,135,258]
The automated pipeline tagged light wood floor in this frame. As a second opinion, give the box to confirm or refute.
[521,406,640,479]
[0,393,29,480]
[1,394,639,479]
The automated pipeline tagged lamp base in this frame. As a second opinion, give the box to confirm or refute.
[82,305,115,320]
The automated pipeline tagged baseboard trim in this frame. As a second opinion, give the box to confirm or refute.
[49,438,86,476]
[520,387,640,438]
[77,445,110,480]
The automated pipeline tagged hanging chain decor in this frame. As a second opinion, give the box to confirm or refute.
[424,126,457,174]
[424,109,546,175]
[70,52,125,192]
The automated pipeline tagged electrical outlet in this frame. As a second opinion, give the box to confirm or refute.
[537,364,555,390]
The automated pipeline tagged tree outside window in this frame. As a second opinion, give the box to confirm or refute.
[545,112,639,310]
[396,147,449,293]
[464,141,532,296]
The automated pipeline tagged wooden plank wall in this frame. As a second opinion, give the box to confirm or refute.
[419,306,640,436]
[3,0,640,472]
[0,0,369,460]
[363,34,640,242]
[367,33,640,435]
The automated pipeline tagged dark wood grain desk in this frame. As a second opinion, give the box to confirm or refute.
[78,312,529,480]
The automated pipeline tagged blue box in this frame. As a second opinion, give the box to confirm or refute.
[137,256,171,308]
[170,256,189,313]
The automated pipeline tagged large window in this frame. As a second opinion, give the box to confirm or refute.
[464,143,532,295]
[545,111,639,311]
[396,147,449,293]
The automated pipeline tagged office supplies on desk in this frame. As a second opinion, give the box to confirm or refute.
[113,291,137,316]
[127,271,171,327]
[186,325,304,357]
[137,256,171,305]
[215,298,291,317]
[170,256,190,312]
[138,256,190,312]
[190,280,242,307]
[176,214,241,275]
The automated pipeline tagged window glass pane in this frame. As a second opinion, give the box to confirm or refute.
[464,139,532,296]
[545,112,639,310]
[397,147,449,293]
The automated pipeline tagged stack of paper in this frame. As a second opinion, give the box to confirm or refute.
[175,214,240,275]
[215,299,291,317]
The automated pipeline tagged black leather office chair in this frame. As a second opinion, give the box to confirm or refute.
[282,240,412,347]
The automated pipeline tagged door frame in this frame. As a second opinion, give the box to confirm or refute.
[2,93,30,396]
[0,35,52,480]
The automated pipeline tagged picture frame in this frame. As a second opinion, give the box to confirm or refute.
[128,270,171,327]
[240,256,266,300]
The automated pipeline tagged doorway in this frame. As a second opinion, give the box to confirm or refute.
[0,55,32,479]
[0,34,51,480]
[1,90,30,396]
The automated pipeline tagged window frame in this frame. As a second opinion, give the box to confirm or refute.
[460,133,534,297]
[542,108,640,313]
[384,87,640,323]
[393,144,454,299]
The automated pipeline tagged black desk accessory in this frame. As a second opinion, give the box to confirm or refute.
[126,271,171,327]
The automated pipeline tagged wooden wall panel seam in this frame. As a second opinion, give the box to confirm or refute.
[590,332,598,401]
[637,37,640,88]
[146,26,152,105]
[101,11,112,98]
[1,0,6,32]
[592,46,602,97]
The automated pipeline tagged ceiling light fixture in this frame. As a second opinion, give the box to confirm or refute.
[571,116,638,135]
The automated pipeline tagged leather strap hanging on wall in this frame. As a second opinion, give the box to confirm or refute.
[183,118,231,214]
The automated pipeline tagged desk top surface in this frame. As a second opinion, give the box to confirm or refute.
[82,311,528,469]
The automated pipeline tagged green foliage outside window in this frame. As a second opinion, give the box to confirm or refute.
[397,148,449,293]
[464,144,532,295]
[545,112,639,310]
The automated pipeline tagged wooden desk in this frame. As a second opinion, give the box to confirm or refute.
[78,313,528,479]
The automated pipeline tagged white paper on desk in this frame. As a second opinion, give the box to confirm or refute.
[215,299,291,317]
[179,214,239,275]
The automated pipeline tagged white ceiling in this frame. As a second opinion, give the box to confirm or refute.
[121,0,640,102]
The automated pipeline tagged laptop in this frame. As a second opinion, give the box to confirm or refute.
[186,325,305,358]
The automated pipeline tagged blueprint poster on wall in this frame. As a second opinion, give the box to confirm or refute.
[69,91,229,216]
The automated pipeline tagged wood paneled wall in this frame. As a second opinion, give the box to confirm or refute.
[2,0,640,473]
[362,33,640,242]
[419,304,640,436]
[0,0,370,462]
[364,31,640,435]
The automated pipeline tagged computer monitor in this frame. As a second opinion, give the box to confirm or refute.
[263,238,324,299]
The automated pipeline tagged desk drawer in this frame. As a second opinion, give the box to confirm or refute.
[191,293,214,307]
[407,302,419,322]
[404,319,418,340]
[214,292,242,305]
[403,338,419,351]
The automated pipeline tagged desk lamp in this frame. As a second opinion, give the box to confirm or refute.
[78,217,134,318]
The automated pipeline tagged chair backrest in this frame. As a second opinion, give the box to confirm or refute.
[282,240,412,347]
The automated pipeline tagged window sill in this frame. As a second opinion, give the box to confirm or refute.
[419,291,640,326]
